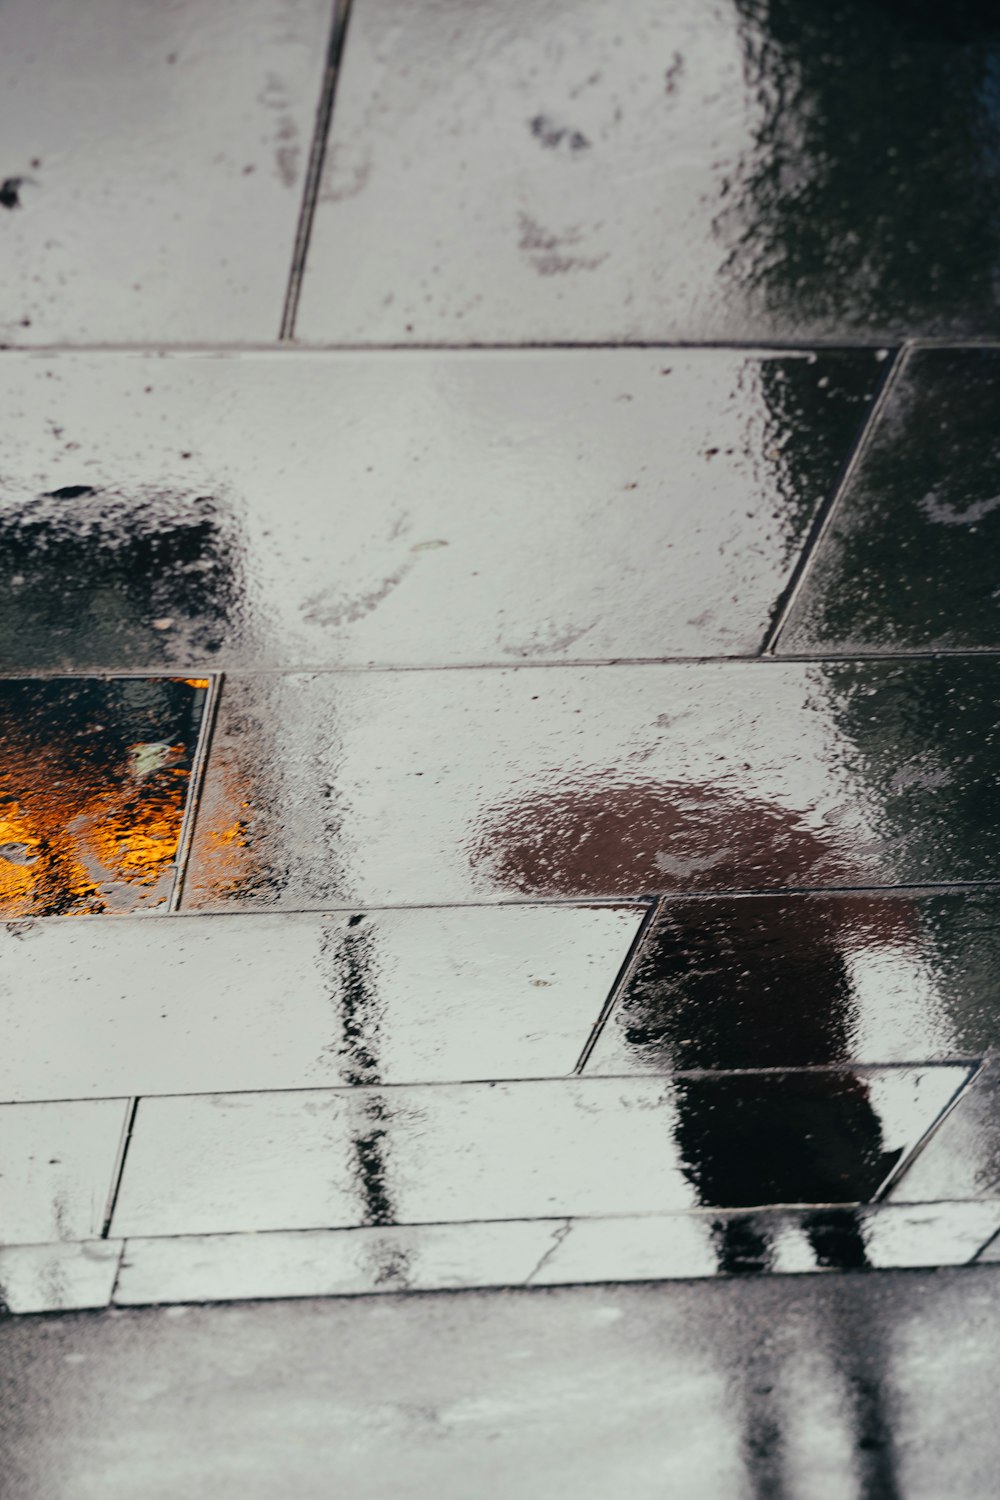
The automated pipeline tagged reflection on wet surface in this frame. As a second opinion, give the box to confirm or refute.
[0,482,248,668]
[0,907,641,1098]
[0,350,879,668]
[588,890,1000,1073]
[0,678,206,915]
[782,348,1000,651]
[183,661,1000,909]
[108,1068,965,1240]
[299,0,1000,342]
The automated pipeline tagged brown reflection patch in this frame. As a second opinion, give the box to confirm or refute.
[469,779,867,898]
[0,678,207,916]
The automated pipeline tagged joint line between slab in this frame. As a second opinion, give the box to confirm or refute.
[761,343,909,654]
[278,0,356,341]
[574,898,660,1074]
[101,1097,140,1239]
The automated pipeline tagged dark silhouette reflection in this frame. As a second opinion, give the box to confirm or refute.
[471,781,911,1270]
[732,1276,902,1499]
[723,0,1000,334]
[676,1073,901,1273]
[614,894,912,1070]
[0,482,248,666]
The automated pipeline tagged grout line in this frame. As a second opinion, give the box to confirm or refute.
[761,345,909,654]
[0,340,994,358]
[169,675,222,913]
[574,899,661,1074]
[107,1196,1000,1247]
[2,650,1000,679]
[7,880,1000,928]
[170,675,224,912]
[14,1060,985,1112]
[872,1060,983,1204]
[0,339,959,356]
[278,0,356,341]
[970,1223,1000,1265]
[107,1240,128,1304]
[100,1098,140,1239]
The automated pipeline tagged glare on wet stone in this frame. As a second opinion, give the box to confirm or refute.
[0,350,878,668]
[298,0,1000,342]
[0,0,331,343]
[108,1069,965,1239]
[184,660,1000,909]
[0,906,644,1100]
[585,891,1000,1073]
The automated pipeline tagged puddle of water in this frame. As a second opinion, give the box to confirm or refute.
[0,677,207,916]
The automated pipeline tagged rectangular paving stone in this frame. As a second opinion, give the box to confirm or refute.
[586,890,1000,1074]
[115,1204,1000,1305]
[298,0,1000,343]
[0,677,207,917]
[0,906,642,1101]
[0,1241,122,1314]
[114,1222,557,1306]
[780,349,1000,652]
[109,1069,964,1238]
[184,661,1000,909]
[0,350,878,669]
[529,1203,1000,1285]
[0,1099,129,1244]
[0,0,331,343]
[887,1058,1000,1204]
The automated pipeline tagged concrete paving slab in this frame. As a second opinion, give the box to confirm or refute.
[299,0,1000,343]
[0,677,207,917]
[4,1270,1000,1498]
[0,1100,129,1244]
[183,661,1000,908]
[586,890,1000,1071]
[0,0,331,343]
[781,348,1000,652]
[0,905,642,1100]
[0,1242,122,1314]
[109,1069,965,1238]
[0,349,878,668]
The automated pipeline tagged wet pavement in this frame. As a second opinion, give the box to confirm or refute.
[3,0,1000,1492]
[4,1272,1000,1499]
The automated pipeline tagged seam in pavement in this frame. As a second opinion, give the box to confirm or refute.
[279,0,356,341]
[761,343,908,655]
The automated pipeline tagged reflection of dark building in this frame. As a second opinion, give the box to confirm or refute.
[725,0,1000,334]
[0,483,247,667]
